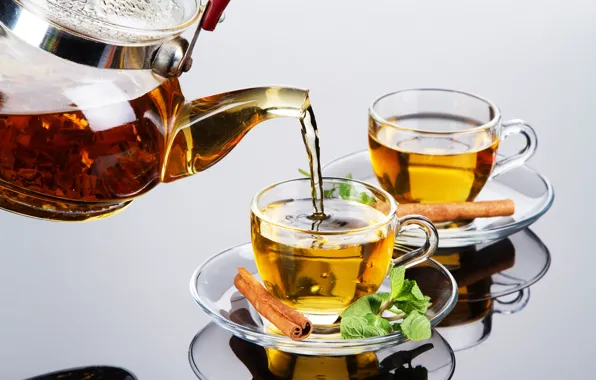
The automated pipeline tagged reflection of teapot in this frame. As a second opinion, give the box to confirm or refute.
[0,0,312,221]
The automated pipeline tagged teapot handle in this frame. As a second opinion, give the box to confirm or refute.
[156,0,231,77]
[202,0,232,31]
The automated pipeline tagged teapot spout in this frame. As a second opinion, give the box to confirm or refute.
[162,87,310,183]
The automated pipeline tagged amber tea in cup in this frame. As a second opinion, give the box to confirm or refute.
[251,178,438,324]
[368,89,537,204]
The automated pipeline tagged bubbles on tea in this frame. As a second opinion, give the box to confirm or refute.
[263,198,383,233]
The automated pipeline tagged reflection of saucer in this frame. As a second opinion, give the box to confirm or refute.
[189,323,456,380]
[189,243,458,356]
[431,229,545,351]
[323,150,554,248]
[431,228,551,301]
[437,288,530,352]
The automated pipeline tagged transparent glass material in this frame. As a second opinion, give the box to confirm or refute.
[368,89,538,205]
[189,323,456,379]
[18,0,200,44]
[438,288,530,352]
[0,26,312,221]
[189,242,457,356]
[250,178,438,324]
[432,228,551,301]
[323,150,554,247]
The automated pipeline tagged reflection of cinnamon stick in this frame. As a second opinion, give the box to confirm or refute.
[452,238,516,287]
[434,238,515,289]
[234,267,312,341]
[397,200,514,222]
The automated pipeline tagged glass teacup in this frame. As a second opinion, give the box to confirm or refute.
[250,177,438,325]
[368,88,537,205]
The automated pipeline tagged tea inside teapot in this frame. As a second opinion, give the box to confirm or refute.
[0,3,323,221]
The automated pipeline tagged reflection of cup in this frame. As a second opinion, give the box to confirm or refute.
[434,238,516,300]
[439,279,494,328]
[229,335,434,380]
[368,89,537,205]
[266,349,379,380]
[438,288,530,351]
[434,237,526,351]
[251,178,438,324]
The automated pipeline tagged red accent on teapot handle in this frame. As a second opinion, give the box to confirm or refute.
[202,0,231,31]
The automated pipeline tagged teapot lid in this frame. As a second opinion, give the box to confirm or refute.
[0,0,230,77]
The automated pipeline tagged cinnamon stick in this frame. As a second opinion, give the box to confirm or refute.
[234,267,312,341]
[397,200,514,223]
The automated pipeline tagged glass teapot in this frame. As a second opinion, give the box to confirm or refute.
[0,0,311,221]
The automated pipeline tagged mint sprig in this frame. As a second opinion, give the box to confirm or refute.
[298,169,376,206]
[340,266,432,342]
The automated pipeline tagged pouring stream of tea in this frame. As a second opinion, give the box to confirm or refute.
[299,105,326,219]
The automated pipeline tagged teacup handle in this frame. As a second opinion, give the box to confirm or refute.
[494,288,531,315]
[391,215,439,269]
[490,119,538,179]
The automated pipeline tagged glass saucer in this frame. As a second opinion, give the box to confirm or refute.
[189,243,458,356]
[430,228,551,302]
[437,288,530,352]
[189,323,456,380]
[323,150,554,248]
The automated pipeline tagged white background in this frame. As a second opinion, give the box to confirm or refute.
[1,0,595,378]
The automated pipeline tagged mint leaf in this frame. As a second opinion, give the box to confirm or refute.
[298,168,311,177]
[400,311,431,341]
[386,306,405,316]
[390,266,406,300]
[340,316,387,339]
[377,292,392,306]
[360,192,376,206]
[296,170,377,206]
[410,282,424,301]
[397,297,431,315]
[341,293,390,318]
[341,296,377,317]
[339,182,352,199]
[395,280,429,314]
[339,260,433,341]
[364,313,392,334]
[395,279,415,301]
